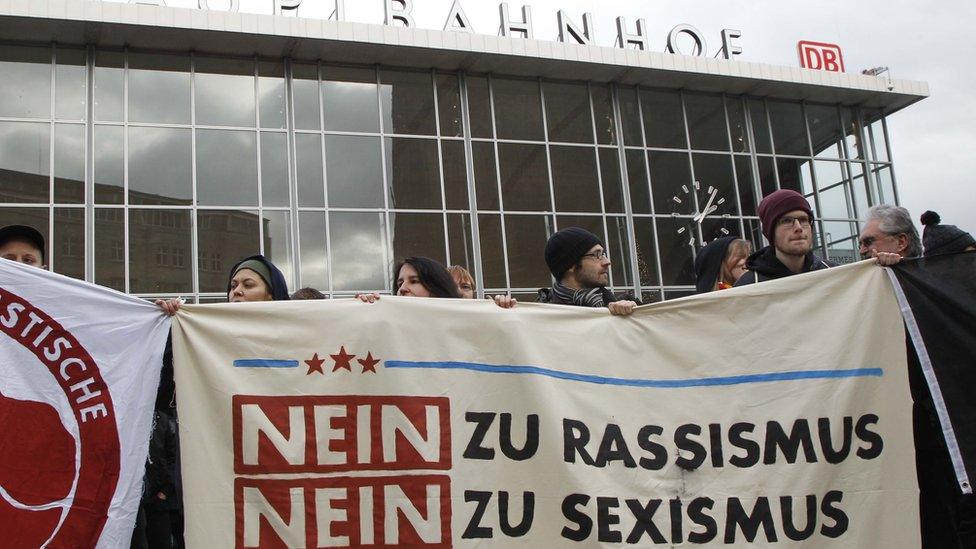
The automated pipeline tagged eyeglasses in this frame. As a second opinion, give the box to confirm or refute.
[859,233,898,249]
[581,250,609,261]
[777,215,812,228]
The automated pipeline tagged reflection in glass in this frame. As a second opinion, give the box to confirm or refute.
[94,125,124,204]
[618,87,642,146]
[329,212,387,291]
[299,211,329,291]
[322,65,379,133]
[591,84,616,145]
[543,81,593,144]
[656,218,695,286]
[262,210,293,289]
[691,154,738,217]
[391,212,446,265]
[684,92,729,151]
[258,61,286,129]
[757,156,777,198]
[726,96,749,153]
[128,52,190,124]
[632,217,659,286]
[605,216,633,287]
[437,74,463,137]
[293,63,320,130]
[641,89,686,149]
[381,70,435,135]
[599,149,623,214]
[0,45,50,119]
[748,99,771,154]
[504,215,552,288]
[196,129,258,206]
[734,156,757,216]
[260,132,290,207]
[626,149,651,214]
[446,213,474,272]
[128,209,192,293]
[776,158,811,197]
[767,100,808,156]
[556,215,603,239]
[0,121,50,204]
[194,56,255,128]
[56,49,87,120]
[94,208,125,291]
[648,151,693,216]
[492,78,543,141]
[497,143,550,211]
[296,134,324,207]
[472,142,498,210]
[550,146,600,212]
[197,209,260,292]
[94,51,124,122]
[54,124,85,204]
[806,104,843,159]
[465,76,493,138]
[386,138,441,210]
[325,135,384,208]
[128,127,191,205]
[478,214,506,288]
[441,140,468,210]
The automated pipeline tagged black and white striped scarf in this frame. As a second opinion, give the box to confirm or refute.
[551,281,611,308]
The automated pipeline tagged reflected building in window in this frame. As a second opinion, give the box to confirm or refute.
[0,4,926,301]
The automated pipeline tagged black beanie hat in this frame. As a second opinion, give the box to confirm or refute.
[545,227,603,280]
[921,211,975,257]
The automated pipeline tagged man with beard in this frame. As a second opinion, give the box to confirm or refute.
[734,190,832,286]
[537,227,639,315]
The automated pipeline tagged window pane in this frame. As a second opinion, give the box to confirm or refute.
[691,154,738,217]
[94,50,124,122]
[293,63,320,130]
[298,211,329,291]
[436,73,463,137]
[94,125,124,204]
[128,127,191,205]
[472,142,498,210]
[865,112,890,162]
[56,48,87,120]
[807,104,843,159]
[641,89,686,149]
[446,213,474,272]
[556,215,603,239]
[814,159,845,191]
[329,212,387,291]
[656,218,695,285]
[619,87,642,146]
[196,129,258,206]
[94,208,125,291]
[194,56,255,128]
[727,96,749,153]
[261,210,293,289]
[442,140,468,210]
[599,148,624,214]
[874,165,896,204]
[840,107,863,160]
[768,100,809,156]
[819,183,851,220]
[0,45,50,119]
[478,214,506,288]
[505,215,552,288]
[823,220,856,248]
[849,162,869,218]
[197,209,260,292]
[605,216,633,287]
[129,209,192,293]
[128,52,190,124]
[777,158,813,199]
[493,78,543,141]
[633,217,659,286]
[0,121,50,204]
[466,75,493,138]
[0,207,48,261]
[734,155,757,217]
[649,151,694,216]
[296,134,324,207]
[322,65,379,133]
[386,138,441,210]
[325,135,384,208]
[380,69,435,136]
[701,216,740,243]
[258,61,286,129]
[626,149,650,214]
[748,99,771,154]
[498,143,550,211]
[757,156,777,198]
[391,212,446,265]
[260,132,289,207]
[685,92,729,151]
[551,146,600,213]
[54,124,85,204]
[591,84,616,145]
[543,81,593,144]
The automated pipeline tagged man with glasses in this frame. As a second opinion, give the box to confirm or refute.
[537,227,639,316]
[859,205,922,261]
[735,189,832,286]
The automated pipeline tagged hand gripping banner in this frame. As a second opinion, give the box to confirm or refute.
[172,261,920,547]
[0,259,171,548]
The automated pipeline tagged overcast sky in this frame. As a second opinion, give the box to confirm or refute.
[154,0,973,231]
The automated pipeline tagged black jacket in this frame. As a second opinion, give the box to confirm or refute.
[694,236,736,294]
[733,245,833,286]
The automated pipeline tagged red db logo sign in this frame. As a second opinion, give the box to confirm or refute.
[798,41,845,72]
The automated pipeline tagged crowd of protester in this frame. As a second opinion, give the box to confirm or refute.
[2,188,975,548]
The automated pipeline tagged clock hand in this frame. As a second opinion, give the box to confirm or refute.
[694,188,719,223]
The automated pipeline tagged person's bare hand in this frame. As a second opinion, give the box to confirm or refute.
[608,300,637,316]
[873,251,902,266]
[490,295,518,309]
[155,298,183,316]
[355,293,381,303]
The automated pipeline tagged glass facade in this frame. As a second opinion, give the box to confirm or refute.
[0,44,899,301]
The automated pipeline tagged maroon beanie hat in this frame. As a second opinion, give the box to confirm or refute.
[757,189,813,242]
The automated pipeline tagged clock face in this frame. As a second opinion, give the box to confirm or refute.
[670,180,733,247]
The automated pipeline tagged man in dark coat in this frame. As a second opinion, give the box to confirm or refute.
[735,190,832,286]
[537,227,639,315]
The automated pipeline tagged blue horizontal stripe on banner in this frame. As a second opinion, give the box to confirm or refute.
[233,359,299,368]
[384,361,883,388]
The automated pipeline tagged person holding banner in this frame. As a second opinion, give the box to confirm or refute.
[357,257,517,308]
[156,254,290,315]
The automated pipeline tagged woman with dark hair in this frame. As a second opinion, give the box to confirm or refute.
[155,254,290,314]
[357,256,515,308]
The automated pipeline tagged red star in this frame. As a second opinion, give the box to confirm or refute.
[331,346,355,372]
[304,353,325,375]
[358,352,380,374]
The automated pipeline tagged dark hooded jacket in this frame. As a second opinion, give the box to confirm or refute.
[733,245,833,286]
[228,254,291,301]
[694,236,736,294]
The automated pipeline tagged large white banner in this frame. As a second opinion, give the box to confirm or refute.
[0,259,170,548]
[173,262,919,547]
